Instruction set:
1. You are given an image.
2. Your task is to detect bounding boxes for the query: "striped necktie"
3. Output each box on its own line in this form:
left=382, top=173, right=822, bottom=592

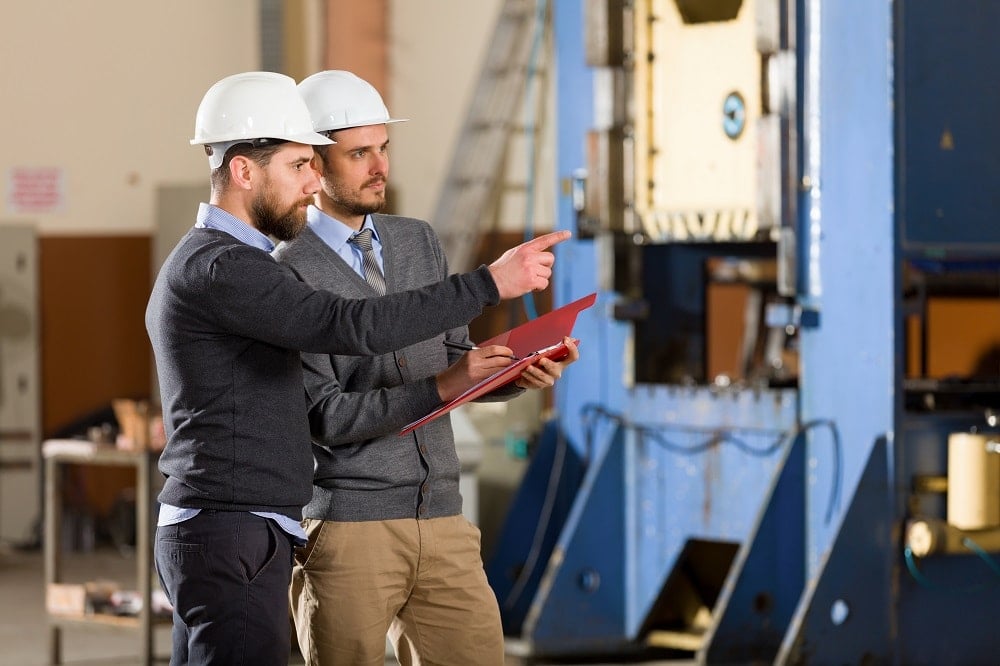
left=349, top=228, right=387, bottom=296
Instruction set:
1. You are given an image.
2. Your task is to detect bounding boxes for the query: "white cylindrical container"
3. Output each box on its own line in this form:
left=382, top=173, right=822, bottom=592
left=947, top=433, right=1000, bottom=530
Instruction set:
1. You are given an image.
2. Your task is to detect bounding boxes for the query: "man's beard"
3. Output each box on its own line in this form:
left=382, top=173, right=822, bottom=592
left=325, top=177, right=387, bottom=217
left=251, top=188, right=312, bottom=241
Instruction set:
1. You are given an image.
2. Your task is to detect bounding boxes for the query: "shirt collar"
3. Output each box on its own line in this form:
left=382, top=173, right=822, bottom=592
left=306, top=205, right=378, bottom=251
left=195, top=203, right=274, bottom=252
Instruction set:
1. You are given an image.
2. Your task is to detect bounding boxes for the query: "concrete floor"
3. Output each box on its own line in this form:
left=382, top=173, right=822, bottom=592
left=0, top=545, right=688, bottom=666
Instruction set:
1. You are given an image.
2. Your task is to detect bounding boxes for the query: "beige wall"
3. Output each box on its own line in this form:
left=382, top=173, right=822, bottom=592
left=1, top=0, right=548, bottom=236
left=388, top=0, right=556, bottom=234
left=388, top=0, right=505, bottom=221
left=1, top=1, right=259, bottom=235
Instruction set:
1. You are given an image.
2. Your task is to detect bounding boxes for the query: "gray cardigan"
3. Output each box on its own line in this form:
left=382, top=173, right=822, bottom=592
left=146, top=226, right=499, bottom=519
left=273, top=216, right=521, bottom=522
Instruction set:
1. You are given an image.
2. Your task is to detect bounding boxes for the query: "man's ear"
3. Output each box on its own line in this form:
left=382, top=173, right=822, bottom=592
left=310, top=151, right=325, bottom=174
left=228, top=155, right=255, bottom=190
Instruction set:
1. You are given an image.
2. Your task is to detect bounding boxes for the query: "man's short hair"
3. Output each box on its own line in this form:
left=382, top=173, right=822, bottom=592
left=210, top=139, right=289, bottom=189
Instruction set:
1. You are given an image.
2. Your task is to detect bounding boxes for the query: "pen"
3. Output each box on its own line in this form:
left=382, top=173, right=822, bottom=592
left=443, top=340, right=477, bottom=352
left=443, top=340, right=519, bottom=361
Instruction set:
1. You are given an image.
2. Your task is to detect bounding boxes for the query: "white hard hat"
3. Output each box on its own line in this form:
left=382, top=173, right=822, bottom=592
left=298, top=70, right=408, bottom=133
left=191, top=71, right=333, bottom=168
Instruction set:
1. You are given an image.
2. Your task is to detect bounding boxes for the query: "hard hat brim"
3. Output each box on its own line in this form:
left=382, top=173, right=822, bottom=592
left=314, top=117, right=409, bottom=133
left=198, top=134, right=335, bottom=169
left=191, top=130, right=333, bottom=147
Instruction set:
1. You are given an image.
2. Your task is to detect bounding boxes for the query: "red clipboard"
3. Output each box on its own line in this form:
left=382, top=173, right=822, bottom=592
left=399, top=292, right=597, bottom=435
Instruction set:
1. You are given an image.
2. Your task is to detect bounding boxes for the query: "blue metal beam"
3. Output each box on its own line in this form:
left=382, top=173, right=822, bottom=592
left=703, top=430, right=806, bottom=663
left=778, top=437, right=893, bottom=663
left=524, top=425, right=629, bottom=655
left=797, top=0, right=897, bottom=573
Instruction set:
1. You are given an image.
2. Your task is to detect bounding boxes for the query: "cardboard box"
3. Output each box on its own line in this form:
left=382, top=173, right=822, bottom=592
left=46, top=583, right=87, bottom=616
left=46, top=580, right=120, bottom=616
left=112, top=399, right=165, bottom=452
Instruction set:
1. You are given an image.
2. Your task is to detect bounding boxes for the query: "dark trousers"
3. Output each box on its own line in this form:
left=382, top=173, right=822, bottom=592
left=155, top=511, right=294, bottom=665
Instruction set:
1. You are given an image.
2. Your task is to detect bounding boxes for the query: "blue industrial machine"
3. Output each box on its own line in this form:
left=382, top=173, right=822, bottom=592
left=486, top=0, right=1000, bottom=662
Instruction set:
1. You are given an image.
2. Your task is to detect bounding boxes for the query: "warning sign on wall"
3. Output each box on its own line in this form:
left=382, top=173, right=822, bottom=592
left=6, top=167, right=66, bottom=214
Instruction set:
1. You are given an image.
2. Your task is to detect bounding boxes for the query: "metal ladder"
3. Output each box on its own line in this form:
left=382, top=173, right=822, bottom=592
left=431, top=0, right=544, bottom=272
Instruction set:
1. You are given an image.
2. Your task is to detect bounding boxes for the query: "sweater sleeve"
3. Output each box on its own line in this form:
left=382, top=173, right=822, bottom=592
left=301, top=351, right=442, bottom=446
left=205, top=246, right=500, bottom=355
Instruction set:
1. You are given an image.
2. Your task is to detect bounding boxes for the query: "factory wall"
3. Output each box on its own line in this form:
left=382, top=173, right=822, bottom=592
left=1, top=1, right=258, bottom=442
left=0, top=0, right=260, bottom=514
left=0, top=0, right=522, bottom=517
left=1, top=1, right=257, bottom=236
left=388, top=0, right=505, bottom=221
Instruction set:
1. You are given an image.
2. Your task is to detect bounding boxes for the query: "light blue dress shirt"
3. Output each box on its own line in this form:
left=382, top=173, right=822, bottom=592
left=306, top=204, right=383, bottom=275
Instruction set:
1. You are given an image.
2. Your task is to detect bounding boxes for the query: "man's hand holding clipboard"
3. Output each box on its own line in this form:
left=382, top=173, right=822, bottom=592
left=511, top=337, right=579, bottom=390
left=400, top=293, right=596, bottom=435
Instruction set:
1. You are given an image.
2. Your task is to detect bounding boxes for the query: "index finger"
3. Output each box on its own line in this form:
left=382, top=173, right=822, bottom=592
left=522, top=230, right=571, bottom=251
left=478, top=344, right=515, bottom=358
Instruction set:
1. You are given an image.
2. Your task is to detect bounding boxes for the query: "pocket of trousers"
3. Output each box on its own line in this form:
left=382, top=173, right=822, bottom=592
left=154, top=536, right=208, bottom=610
left=295, top=518, right=327, bottom=570
left=238, top=515, right=279, bottom=583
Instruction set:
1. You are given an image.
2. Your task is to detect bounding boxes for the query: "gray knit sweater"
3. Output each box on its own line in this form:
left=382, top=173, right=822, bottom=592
left=146, top=226, right=499, bottom=519
left=273, top=216, right=521, bottom=522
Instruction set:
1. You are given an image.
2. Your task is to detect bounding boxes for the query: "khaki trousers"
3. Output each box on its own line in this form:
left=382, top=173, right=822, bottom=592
left=290, top=515, right=505, bottom=666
